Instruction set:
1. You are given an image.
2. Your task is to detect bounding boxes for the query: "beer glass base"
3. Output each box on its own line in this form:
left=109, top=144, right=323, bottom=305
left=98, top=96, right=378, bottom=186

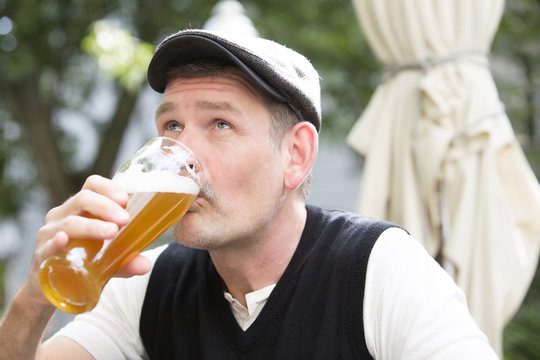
left=39, top=257, right=101, bottom=314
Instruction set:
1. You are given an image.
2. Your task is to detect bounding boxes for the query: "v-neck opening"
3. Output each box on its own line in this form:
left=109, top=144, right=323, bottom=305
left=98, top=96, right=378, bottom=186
left=207, top=206, right=322, bottom=351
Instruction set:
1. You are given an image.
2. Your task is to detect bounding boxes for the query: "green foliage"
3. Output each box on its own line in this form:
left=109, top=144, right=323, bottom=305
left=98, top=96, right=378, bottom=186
left=503, top=263, right=540, bottom=360
left=495, top=0, right=540, bottom=57
left=1, top=1, right=118, bottom=81
left=492, top=0, right=540, bottom=145
left=0, top=112, right=29, bottom=216
left=0, top=0, right=130, bottom=195
left=0, top=140, right=21, bottom=216
left=81, top=20, right=154, bottom=94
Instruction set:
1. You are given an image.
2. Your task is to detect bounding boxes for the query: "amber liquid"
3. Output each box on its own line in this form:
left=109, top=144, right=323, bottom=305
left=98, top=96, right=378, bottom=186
left=39, top=191, right=196, bottom=314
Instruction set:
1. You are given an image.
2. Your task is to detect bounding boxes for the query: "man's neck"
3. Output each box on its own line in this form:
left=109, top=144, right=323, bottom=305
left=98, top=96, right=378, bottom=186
left=209, top=201, right=307, bottom=307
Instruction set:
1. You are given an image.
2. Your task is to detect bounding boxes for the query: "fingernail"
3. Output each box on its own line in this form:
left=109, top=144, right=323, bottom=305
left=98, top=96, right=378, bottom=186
left=116, top=192, right=129, bottom=202
left=100, top=223, right=118, bottom=236
left=115, top=210, right=130, bottom=222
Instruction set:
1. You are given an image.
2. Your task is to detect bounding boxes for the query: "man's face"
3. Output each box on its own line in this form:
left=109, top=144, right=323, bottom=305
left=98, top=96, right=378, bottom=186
left=155, top=70, right=289, bottom=251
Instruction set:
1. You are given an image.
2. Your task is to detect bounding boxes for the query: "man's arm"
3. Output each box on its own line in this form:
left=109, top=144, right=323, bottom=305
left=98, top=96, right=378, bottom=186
left=0, top=175, right=139, bottom=359
left=364, top=227, right=498, bottom=359
left=40, top=336, right=95, bottom=360
left=0, top=286, right=55, bottom=359
left=0, top=288, right=93, bottom=360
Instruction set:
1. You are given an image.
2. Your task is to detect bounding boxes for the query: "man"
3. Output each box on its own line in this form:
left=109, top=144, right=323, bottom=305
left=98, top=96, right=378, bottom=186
left=0, top=29, right=497, bottom=359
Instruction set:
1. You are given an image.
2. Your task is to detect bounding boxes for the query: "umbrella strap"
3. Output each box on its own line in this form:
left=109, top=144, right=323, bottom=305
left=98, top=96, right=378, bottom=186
left=448, top=104, right=507, bottom=145
left=382, top=50, right=489, bottom=80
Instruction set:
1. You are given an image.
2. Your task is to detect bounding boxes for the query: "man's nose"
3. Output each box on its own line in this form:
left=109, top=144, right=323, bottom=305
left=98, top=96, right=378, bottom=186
left=172, top=130, right=204, bottom=178
left=186, top=156, right=202, bottom=176
left=166, top=126, right=195, bottom=152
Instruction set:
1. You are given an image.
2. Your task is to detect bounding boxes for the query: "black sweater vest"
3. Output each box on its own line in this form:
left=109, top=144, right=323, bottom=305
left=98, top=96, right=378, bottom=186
left=140, top=205, right=395, bottom=359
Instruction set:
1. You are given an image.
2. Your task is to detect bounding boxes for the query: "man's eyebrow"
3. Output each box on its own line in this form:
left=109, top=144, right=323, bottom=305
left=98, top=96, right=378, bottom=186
left=155, top=101, right=176, bottom=120
left=155, top=100, right=243, bottom=121
left=195, top=100, right=242, bottom=115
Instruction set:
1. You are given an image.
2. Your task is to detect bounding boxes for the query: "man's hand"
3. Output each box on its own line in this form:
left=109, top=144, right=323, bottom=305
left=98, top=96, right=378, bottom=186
left=28, top=175, right=132, bottom=305
left=0, top=174, right=151, bottom=360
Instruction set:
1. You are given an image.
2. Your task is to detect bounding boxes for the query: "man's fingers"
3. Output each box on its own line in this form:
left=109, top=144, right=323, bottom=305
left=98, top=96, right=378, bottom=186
left=44, top=175, right=128, bottom=225
left=115, top=255, right=152, bottom=278
left=39, top=216, right=120, bottom=245
left=45, top=190, right=130, bottom=227
left=34, top=232, right=69, bottom=267
left=82, top=175, right=129, bottom=205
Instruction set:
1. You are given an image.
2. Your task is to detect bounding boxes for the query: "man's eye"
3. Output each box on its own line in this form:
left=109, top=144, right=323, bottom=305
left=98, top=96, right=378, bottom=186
left=216, top=121, right=231, bottom=130
left=166, top=122, right=183, bottom=132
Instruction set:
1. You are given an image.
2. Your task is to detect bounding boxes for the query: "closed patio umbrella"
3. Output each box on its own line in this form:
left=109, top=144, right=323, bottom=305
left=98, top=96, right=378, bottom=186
left=347, top=0, right=540, bottom=354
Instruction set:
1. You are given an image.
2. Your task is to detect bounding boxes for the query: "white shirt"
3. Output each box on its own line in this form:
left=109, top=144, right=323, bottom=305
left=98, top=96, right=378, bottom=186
left=53, top=227, right=497, bottom=359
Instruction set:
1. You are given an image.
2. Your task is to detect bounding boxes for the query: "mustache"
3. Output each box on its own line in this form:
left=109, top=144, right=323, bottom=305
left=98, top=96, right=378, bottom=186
left=198, top=182, right=217, bottom=202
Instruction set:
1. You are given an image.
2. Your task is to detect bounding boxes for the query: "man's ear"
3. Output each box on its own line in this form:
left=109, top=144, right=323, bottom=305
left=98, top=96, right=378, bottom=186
left=283, top=121, right=318, bottom=191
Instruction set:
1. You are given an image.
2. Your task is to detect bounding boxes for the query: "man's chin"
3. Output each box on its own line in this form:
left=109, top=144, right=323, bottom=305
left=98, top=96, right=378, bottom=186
left=173, top=215, right=201, bottom=242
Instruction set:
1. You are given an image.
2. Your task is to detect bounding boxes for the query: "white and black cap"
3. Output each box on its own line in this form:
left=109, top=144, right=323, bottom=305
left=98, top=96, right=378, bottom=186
left=147, top=29, right=322, bottom=131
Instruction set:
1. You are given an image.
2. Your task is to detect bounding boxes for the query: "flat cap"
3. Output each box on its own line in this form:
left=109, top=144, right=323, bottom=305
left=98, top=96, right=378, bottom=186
left=147, top=29, right=321, bottom=131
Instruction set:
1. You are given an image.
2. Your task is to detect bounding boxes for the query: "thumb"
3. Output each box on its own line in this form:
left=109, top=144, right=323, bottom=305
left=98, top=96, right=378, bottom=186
left=115, top=254, right=152, bottom=278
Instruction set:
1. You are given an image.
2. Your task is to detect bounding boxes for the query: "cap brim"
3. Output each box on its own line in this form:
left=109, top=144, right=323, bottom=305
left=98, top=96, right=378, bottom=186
left=147, top=34, right=287, bottom=104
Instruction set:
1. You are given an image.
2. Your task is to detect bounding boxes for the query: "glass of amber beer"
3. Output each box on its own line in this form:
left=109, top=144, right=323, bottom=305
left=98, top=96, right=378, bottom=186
left=39, top=136, right=200, bottom=314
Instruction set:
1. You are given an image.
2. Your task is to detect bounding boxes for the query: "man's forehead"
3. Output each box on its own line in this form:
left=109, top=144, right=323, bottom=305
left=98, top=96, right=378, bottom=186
left=155, top=97, right=245, bottom=122
left=164, top=67, right=265, bottom=100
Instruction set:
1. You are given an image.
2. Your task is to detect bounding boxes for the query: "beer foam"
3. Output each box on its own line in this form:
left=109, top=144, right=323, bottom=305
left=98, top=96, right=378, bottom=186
left=113, top=169, right=199, bottom=195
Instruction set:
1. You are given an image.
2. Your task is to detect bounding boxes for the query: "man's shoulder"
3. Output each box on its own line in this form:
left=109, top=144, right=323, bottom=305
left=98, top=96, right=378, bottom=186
left=306, top=205, right=402, bottom=236
left=302, top=205, right=404, bottom=266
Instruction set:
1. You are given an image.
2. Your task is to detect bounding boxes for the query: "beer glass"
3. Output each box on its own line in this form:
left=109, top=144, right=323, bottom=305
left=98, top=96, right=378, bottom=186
left=39, top=137, right=200, bottom=314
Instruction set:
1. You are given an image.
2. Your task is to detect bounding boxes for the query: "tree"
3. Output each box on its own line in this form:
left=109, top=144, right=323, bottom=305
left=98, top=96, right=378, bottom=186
left=492, top=0, right=540, bottom=146
left=0, top=0, right=212, bottom=210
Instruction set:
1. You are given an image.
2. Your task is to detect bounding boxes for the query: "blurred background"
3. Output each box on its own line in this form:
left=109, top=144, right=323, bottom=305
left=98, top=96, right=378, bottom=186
left=0, top=0, right=538, bottom=358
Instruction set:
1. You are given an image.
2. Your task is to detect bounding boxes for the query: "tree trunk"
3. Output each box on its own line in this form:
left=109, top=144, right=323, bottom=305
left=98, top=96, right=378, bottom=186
left=7, top=78, right=74, bottom=207
left=8, top=79, right=141, bottom=207
left=92, top=88, right=140, bottom=177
